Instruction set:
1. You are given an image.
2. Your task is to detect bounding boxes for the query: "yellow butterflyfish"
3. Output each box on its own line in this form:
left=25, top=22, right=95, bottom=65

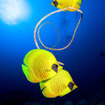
left=22, top=49, right=63, bottom=83
left=40, top=69, right=78, bottom=98
left=51, top=0, right=82, bottom=12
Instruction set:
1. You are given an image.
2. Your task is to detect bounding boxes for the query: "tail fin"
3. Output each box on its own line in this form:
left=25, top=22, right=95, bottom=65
left=22, top=64, right=39, bottom=83
left=39, top=81, right=46, bottom=90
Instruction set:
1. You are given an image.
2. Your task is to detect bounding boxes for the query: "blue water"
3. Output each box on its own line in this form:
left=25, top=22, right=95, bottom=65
left=0, top=0, right=105, bottom=104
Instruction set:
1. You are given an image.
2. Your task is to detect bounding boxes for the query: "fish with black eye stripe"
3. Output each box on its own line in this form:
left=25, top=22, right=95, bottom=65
left=22, top=49, right=77, bottom=98
left=22, top=49, right=63, bottom=83
left=51, top=0, right=82, bottom=12
left=40, top=69, right=77, bottom=98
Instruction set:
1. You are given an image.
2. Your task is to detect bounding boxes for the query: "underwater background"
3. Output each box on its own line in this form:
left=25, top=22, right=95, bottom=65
left=0, top=0, right=105, bottom=105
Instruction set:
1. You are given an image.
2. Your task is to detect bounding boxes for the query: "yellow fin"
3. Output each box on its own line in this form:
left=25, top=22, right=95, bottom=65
left=23, top=50, right=37, bottom=67
left=40, top=81, right=57, bottom=98
left=22, top=64, right=39, bottom=83
left=59, top=88, right=70, bottom=97
left=42, top=87, right=57, bottom=98
left=40, top=81, right=46, bottom=90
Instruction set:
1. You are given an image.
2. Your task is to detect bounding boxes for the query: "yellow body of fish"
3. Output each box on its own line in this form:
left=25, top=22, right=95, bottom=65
left=40, top=69, right=78, bottom=98
left=22, top=49, right=63, bottom=83
left=51, top=0, right=82, bottom=12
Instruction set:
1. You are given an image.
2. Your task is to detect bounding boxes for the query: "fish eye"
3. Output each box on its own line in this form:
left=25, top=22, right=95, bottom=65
left=52, top=64, right=58, bottom=73
left=53, top=1, right=58, bottom=7
left=68, top=82, right=74, bottom=90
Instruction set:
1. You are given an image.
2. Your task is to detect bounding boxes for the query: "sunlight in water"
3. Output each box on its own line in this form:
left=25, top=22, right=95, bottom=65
left=0, top=0, right=31, bottom=25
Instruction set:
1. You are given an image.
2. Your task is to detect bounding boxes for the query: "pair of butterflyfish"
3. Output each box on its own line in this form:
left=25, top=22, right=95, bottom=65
left=22, top=49, right=77, bottom=98
left=22, top=0, right=83, bottom=98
